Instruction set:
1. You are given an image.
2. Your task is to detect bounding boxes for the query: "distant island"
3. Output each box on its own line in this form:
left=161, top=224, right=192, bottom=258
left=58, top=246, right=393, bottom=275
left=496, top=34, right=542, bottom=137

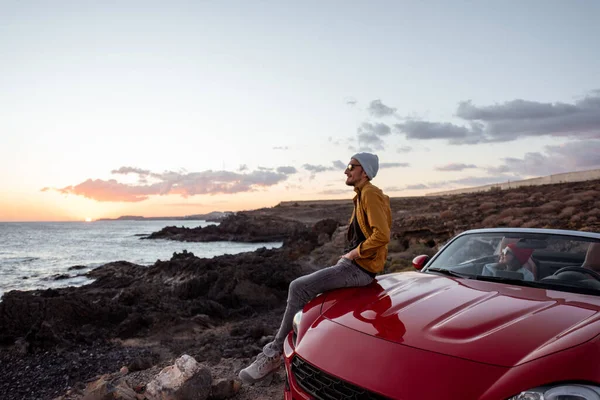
left=95, top=211, right=232, bottom=222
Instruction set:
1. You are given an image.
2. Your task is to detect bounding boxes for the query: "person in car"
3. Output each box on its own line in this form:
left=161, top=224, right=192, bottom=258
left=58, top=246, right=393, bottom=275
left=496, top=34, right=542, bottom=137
left=583, top=242, right=600, bottom=271
left=496, top=237, right=537, bottom=277
left=482, top=243, right=535, bottom=281
left=238, top=152, right=392, bottom=384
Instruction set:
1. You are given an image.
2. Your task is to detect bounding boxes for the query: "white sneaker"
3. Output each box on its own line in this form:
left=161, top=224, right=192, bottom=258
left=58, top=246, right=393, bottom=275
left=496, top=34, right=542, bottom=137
left=238, top=352, right=282, bottom=384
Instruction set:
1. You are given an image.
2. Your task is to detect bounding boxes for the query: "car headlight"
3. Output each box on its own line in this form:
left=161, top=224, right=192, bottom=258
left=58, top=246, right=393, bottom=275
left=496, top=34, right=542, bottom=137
left=292, top=310, right=302, bottom=346
left=508, top=384, right=600, bottom=400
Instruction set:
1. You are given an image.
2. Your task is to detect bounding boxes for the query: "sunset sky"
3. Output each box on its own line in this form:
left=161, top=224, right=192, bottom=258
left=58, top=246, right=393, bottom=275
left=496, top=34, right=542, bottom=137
left=2, top=1, right=600, bottom=222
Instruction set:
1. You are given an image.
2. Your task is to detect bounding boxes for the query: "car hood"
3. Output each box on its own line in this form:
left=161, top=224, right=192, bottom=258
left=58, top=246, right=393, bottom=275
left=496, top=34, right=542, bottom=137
left=321, top=272, right=600, bottom=367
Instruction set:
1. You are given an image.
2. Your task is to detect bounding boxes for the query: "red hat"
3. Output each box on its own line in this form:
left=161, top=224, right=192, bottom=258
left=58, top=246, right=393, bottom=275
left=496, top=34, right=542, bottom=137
left=504, top=243, right=534, bottom=265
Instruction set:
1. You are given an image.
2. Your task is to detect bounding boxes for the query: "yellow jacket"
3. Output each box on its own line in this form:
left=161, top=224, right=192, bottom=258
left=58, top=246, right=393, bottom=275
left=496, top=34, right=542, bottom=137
left=349, top=180, right=392, bottom=273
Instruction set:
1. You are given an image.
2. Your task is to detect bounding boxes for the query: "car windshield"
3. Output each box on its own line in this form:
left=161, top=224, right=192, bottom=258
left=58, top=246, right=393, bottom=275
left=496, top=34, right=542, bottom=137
left=425, top=232, right=600, bottom=295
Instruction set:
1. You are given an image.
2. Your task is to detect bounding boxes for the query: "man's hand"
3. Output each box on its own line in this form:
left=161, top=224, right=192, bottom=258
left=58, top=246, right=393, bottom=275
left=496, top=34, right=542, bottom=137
left=342, top=248, right=359, bottom=260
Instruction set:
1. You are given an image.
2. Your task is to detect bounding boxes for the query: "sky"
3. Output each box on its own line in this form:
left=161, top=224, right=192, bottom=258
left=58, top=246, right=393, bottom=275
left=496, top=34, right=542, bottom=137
left=1, top=0, right=599, bottom=222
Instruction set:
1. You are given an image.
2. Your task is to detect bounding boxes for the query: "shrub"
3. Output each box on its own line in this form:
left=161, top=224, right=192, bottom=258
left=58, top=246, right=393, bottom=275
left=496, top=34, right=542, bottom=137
left=564, top=199, right=583, bottom=207
left=440, top=210, right=455, bottom=219
left=559, top=206, right=576, bottom=218
left=387, top=238, right=406, bottom=253
left=588, top=208, right=600, bottom=217
left=504, top=192, right=527, bottom=200
left=573, top=190, right=600, bottom=202
left=478, top=202, right=496, bottom=211
left=498, top=208, right=516, bottom=218
left=527, top=192, right=545, bottom=202
left=506, top=199, right=524, bottom=207
left=509, top=218, right=524, bottom=227
left=522, top=220, right=541, bottom=228
left=537, top=201, right=563, bottom=213
left=482, top=214, right=499, bottom=226
left=516, top=207, right=533, bottom=216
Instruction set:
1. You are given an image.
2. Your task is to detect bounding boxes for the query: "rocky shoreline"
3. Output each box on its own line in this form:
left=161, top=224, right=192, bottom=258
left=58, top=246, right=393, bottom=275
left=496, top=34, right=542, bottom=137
left=0, top=215, right=339, bottom=400
left=1, top=179, right=599, bottom=399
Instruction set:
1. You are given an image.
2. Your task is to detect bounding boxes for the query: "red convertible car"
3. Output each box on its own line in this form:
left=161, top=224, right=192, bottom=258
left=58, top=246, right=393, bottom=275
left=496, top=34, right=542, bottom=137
left=283, top=228, right=600, bottom=400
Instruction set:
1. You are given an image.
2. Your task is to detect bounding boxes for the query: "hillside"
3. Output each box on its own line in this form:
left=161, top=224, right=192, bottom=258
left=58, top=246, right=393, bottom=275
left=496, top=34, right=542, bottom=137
left=96, top=211, right=231, bottom=222
left=248, top=178, right=600, bottom=271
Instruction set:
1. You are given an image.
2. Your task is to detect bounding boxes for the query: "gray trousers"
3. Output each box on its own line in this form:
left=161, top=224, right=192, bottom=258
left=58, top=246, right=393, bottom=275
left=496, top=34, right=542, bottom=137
left=264, top=257, right=375, bottom=356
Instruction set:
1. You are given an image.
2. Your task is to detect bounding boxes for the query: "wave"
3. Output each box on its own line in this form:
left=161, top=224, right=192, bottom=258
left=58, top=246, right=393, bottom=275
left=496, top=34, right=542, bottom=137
left=1, top=256, right=40, bottom=264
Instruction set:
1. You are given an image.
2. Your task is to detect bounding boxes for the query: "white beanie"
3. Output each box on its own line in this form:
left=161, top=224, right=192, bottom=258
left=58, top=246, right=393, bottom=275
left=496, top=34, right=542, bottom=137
left=351, top=152, right=379, bottom=180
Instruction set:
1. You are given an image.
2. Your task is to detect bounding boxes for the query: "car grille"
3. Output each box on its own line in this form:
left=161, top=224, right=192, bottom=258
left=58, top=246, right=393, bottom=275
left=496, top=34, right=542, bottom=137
left=291, top=356, right=389, bottom=400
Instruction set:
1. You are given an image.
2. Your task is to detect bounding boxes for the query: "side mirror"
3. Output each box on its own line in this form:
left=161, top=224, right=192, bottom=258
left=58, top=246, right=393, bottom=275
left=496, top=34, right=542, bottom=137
left=412, top=255, right=429, bottom=271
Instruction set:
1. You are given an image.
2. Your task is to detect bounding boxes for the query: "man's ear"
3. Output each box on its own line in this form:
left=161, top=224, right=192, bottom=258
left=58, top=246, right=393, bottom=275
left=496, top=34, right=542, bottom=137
left=361, top=170, right=368, bottom=180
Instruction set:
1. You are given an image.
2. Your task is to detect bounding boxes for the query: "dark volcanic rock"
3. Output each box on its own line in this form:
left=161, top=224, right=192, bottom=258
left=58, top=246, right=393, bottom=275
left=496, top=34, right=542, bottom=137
left=145, top=212, right=308, bottom=242
left=0, top=231, right=321, bottom=351
left=0, top=233, right=322, bottom=399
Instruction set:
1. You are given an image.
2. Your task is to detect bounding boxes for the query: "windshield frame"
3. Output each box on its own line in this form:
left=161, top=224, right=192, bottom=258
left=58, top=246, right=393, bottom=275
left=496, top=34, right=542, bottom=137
left=423, top=228, right=600, bottom=296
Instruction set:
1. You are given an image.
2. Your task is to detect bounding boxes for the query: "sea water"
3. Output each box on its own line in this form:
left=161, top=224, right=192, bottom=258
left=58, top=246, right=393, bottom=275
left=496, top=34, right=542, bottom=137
left=0, top=220, right=282, bottom=299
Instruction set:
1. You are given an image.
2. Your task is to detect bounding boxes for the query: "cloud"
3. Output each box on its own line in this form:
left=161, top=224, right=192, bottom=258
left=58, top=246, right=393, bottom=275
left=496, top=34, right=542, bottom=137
left=394, top=120, right=482, bottom=144
left=400, top=140, right=600, bottom=192
left=276, top=166, right=297, bottom=174
left=303, top=164, right=335, bottom=173
left=345, top=97, right=357, bottom=106
left=111, top=166, right=152, bottom=176
left=456, top=99, right=577, bottom=121
left=384, top=186, right=404, bottom=192
left=44, top=167, right=295, bottom=202
left=303, top=160, right=346, bottom=174
left=417, top=175, right=523, bottom=191
left=55, top=179, right=155, bottom=202
left=111, top=166, right=167, bottom=181
left=404, top=184, right=429, bottom=190
left=397, top=145, right=412, bottom=153
left=355, top=122, right=392, bottom=151
left=396, top=175, right=522, bottom=192
left=394, top=90, right=600, bottom=144
left=380, top=162, right=410, bottom=168
left=332, top=160, right=346, bottom=169
left=273, top=146, right=289, bottom=150
left=393, top=139, right=600, bottom=192
left=367, top=100, right=397, bottom=117
left=449, top=175, right=523, bottom=187
left=357, top=133, right=385, bottom=151
left=359, top=122, right=392, bottom=136
left=487, top=140, right=600, bottom=176
left=435, top=163, right=478, bottom=171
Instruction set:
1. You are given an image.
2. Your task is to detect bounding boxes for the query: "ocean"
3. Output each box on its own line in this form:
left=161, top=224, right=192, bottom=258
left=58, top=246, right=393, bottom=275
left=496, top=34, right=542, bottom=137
left=0, top=220, right=282, bottom=300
